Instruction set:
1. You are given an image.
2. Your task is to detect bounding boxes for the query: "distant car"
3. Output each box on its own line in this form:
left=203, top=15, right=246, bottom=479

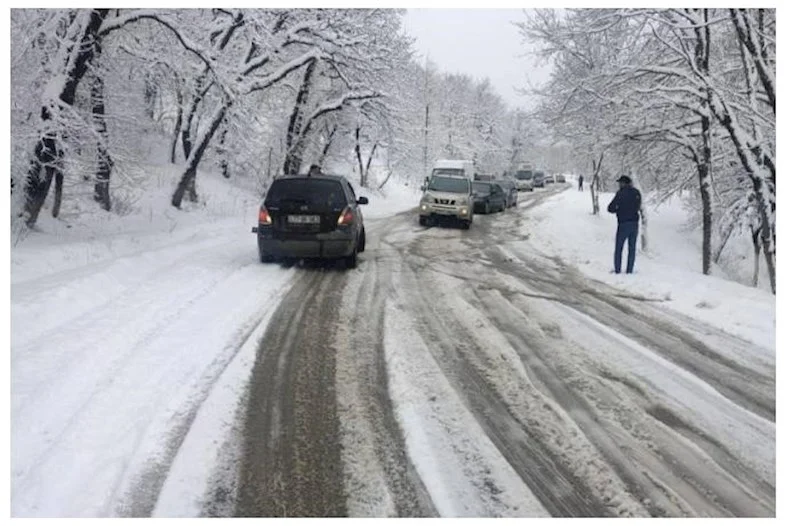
left=514, top=170, right=534, bottom=191
left=544, top=173, right=555, bottom=184
left=556, top=174, right=566, bottom=183
left=252, top=174, right=368, bottom=268
left=472, top=181, right=506, bottom=214
left=496, top=179, right=518, bottom=208
left=533, top=171, right=546, bottom=188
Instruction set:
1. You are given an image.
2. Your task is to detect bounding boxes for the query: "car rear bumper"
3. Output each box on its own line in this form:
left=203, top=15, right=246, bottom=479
left=255, top=227, right=357, bottom=259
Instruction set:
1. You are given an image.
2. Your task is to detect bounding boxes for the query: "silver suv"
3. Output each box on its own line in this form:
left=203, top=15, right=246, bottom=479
left=418, top=175, right=474, bottom=229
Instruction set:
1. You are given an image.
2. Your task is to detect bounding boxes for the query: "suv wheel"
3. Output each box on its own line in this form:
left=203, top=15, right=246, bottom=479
left=419, top=216, right=428, bottom=227
left=358, top=229, right=366, bottom=252
left=461, top=219, right=471, bottom=230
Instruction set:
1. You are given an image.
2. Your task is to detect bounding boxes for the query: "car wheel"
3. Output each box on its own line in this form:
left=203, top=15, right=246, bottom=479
left=462, top=219, right=471, bottom=230
left=358, top=229, right=366, bottom=252
left=344, top=247, right=358, bottom=269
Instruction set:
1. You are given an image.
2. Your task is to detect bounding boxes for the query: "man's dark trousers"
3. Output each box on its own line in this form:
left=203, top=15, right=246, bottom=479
left=615, top=221, right=638, bottom=274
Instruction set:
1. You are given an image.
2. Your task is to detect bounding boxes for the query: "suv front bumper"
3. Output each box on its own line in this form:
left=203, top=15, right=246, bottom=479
left=419, top=202, right=471, bottom=218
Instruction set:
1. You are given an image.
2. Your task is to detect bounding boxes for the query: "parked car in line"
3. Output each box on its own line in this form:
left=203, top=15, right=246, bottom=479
left=513, top=169, right=534, bottom=191
left=472, top=181, right=507, bottom=214
left=533, top=171, right=546, bottom=188
left=419, top=173, right=474, bottom=229
left=496, top=179, right=518, bottom=208
left=544, top=173, right=555, bottom=184
left=556, top=174, right=566, bottom=183
left=252, top=174, right=368, bottom=268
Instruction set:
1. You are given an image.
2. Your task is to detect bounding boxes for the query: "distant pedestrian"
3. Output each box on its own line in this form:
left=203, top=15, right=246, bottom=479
left=308, top=164, right=322, bottom=176
left=607, top=175, right=642, bottom=274
left=578, top=174, right=584, bottom=191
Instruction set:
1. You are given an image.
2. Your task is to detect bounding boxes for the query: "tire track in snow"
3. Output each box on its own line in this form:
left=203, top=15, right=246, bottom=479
left=394, top=244, right=637, bottom=517
left=236, top=270, right=347, bottom=517
left=334, top=224, right=438, bottom=517
left=114, top=271, right=299, bottom=517
left=11, top=234, right=295, bottom=517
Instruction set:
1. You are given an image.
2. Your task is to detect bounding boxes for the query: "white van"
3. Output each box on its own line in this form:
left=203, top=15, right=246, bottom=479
left=431, top=159, right=475, bottom=181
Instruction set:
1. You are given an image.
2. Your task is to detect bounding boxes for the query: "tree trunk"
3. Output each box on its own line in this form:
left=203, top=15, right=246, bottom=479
left=713, top=219, right=736, bottom=264
left=52, top=172, right=64, bottom=218
left=709, top=96, right=775, bottom=294
left=694, top=8, right=713, bottom=276
left=23, top=9, right=109, bottom=227
left=24, top=135, right=59, bottom=226
left=91, top=62, right=112, bottom=212
left=181, top=76, right=211, bottom=161
left=355, top=125, right=365, bottom=184
left=362, top=142, right=378, bottom=188
left=218, top=121, right=230, bottom=178
left=317, top=123, right=337, bottom=167
left=169, top=95, right=183, bottom=164
left=751, top=225, right=761, bottom=287
left=423, top=103, right=430, bottom=175
left=589, top=153, right=604, bottom=215
left=638, top=186, right=649, bottom=252
left=172, top=103, right=229, bottom=208
left=283, top=59, right=317, bottom=175
left=378, top=169, right=393, bottom=190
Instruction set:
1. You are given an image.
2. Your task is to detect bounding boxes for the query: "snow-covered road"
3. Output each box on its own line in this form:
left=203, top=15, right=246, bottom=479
left=11, top=185, right=775, bottom=517
left=233, top=186, right=774, bottom=517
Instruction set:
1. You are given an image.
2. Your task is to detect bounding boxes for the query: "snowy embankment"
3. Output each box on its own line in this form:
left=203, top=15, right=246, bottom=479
left=520, top=181, right=774, bottom=350
left=10, top=162, right=418, bottom=517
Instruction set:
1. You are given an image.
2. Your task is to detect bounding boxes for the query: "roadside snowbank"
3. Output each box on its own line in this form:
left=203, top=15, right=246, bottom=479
left=521, top=186, right=774, bottom=350
left=10, top=164, right=295, bottom=517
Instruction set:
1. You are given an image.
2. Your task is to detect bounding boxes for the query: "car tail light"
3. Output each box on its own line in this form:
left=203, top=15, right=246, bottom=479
left=337, top=206, right=355, bottom=226
left=258, top=206, right=272, bottom=225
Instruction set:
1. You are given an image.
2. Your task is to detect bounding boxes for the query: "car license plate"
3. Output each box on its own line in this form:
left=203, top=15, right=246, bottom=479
left=287, top=214, right=320, bottom=224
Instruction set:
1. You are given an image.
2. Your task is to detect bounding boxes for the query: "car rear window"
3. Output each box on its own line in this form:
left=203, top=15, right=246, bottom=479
left=265, top=178, right=346, bottom=208
left=473, top=182, right=491, bottom=194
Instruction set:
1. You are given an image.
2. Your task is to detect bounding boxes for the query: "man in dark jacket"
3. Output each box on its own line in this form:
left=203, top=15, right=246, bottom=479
left=607, top=175, right=642, bottom=274
left=578, top=174, right=584, bottom=191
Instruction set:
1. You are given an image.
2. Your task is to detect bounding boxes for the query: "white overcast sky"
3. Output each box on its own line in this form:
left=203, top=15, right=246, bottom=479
left=402, top=8, right=551, bottom=110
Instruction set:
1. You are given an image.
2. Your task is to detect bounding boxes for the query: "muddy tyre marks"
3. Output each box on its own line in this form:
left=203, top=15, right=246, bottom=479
left=236, top=271, right=347, bottom=517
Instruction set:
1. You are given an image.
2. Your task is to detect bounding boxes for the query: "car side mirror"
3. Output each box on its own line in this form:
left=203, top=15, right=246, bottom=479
left=357, top=196, right=369, bottom=205
left=420, top=185, right=426, bottom=192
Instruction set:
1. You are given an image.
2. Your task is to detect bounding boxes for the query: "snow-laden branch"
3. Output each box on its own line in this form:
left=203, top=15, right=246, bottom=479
left=243, top=50, right=322, bottom=94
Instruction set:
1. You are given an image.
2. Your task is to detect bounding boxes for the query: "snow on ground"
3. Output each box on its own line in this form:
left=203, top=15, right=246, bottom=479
left=520, top=185, right=775, bottom=350
left=10, top=157, right=422, bottom=517
left=383, top=299, right=550, bottom=517
left=10, top=164, right=296, bottom=517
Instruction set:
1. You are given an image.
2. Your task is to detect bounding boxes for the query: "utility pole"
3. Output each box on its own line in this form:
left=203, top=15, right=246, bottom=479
left=423, top=54, right=430, bottom=177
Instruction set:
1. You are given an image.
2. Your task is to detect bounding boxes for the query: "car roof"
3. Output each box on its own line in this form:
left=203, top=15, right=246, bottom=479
left=276, top=174, right=348, bottom=184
